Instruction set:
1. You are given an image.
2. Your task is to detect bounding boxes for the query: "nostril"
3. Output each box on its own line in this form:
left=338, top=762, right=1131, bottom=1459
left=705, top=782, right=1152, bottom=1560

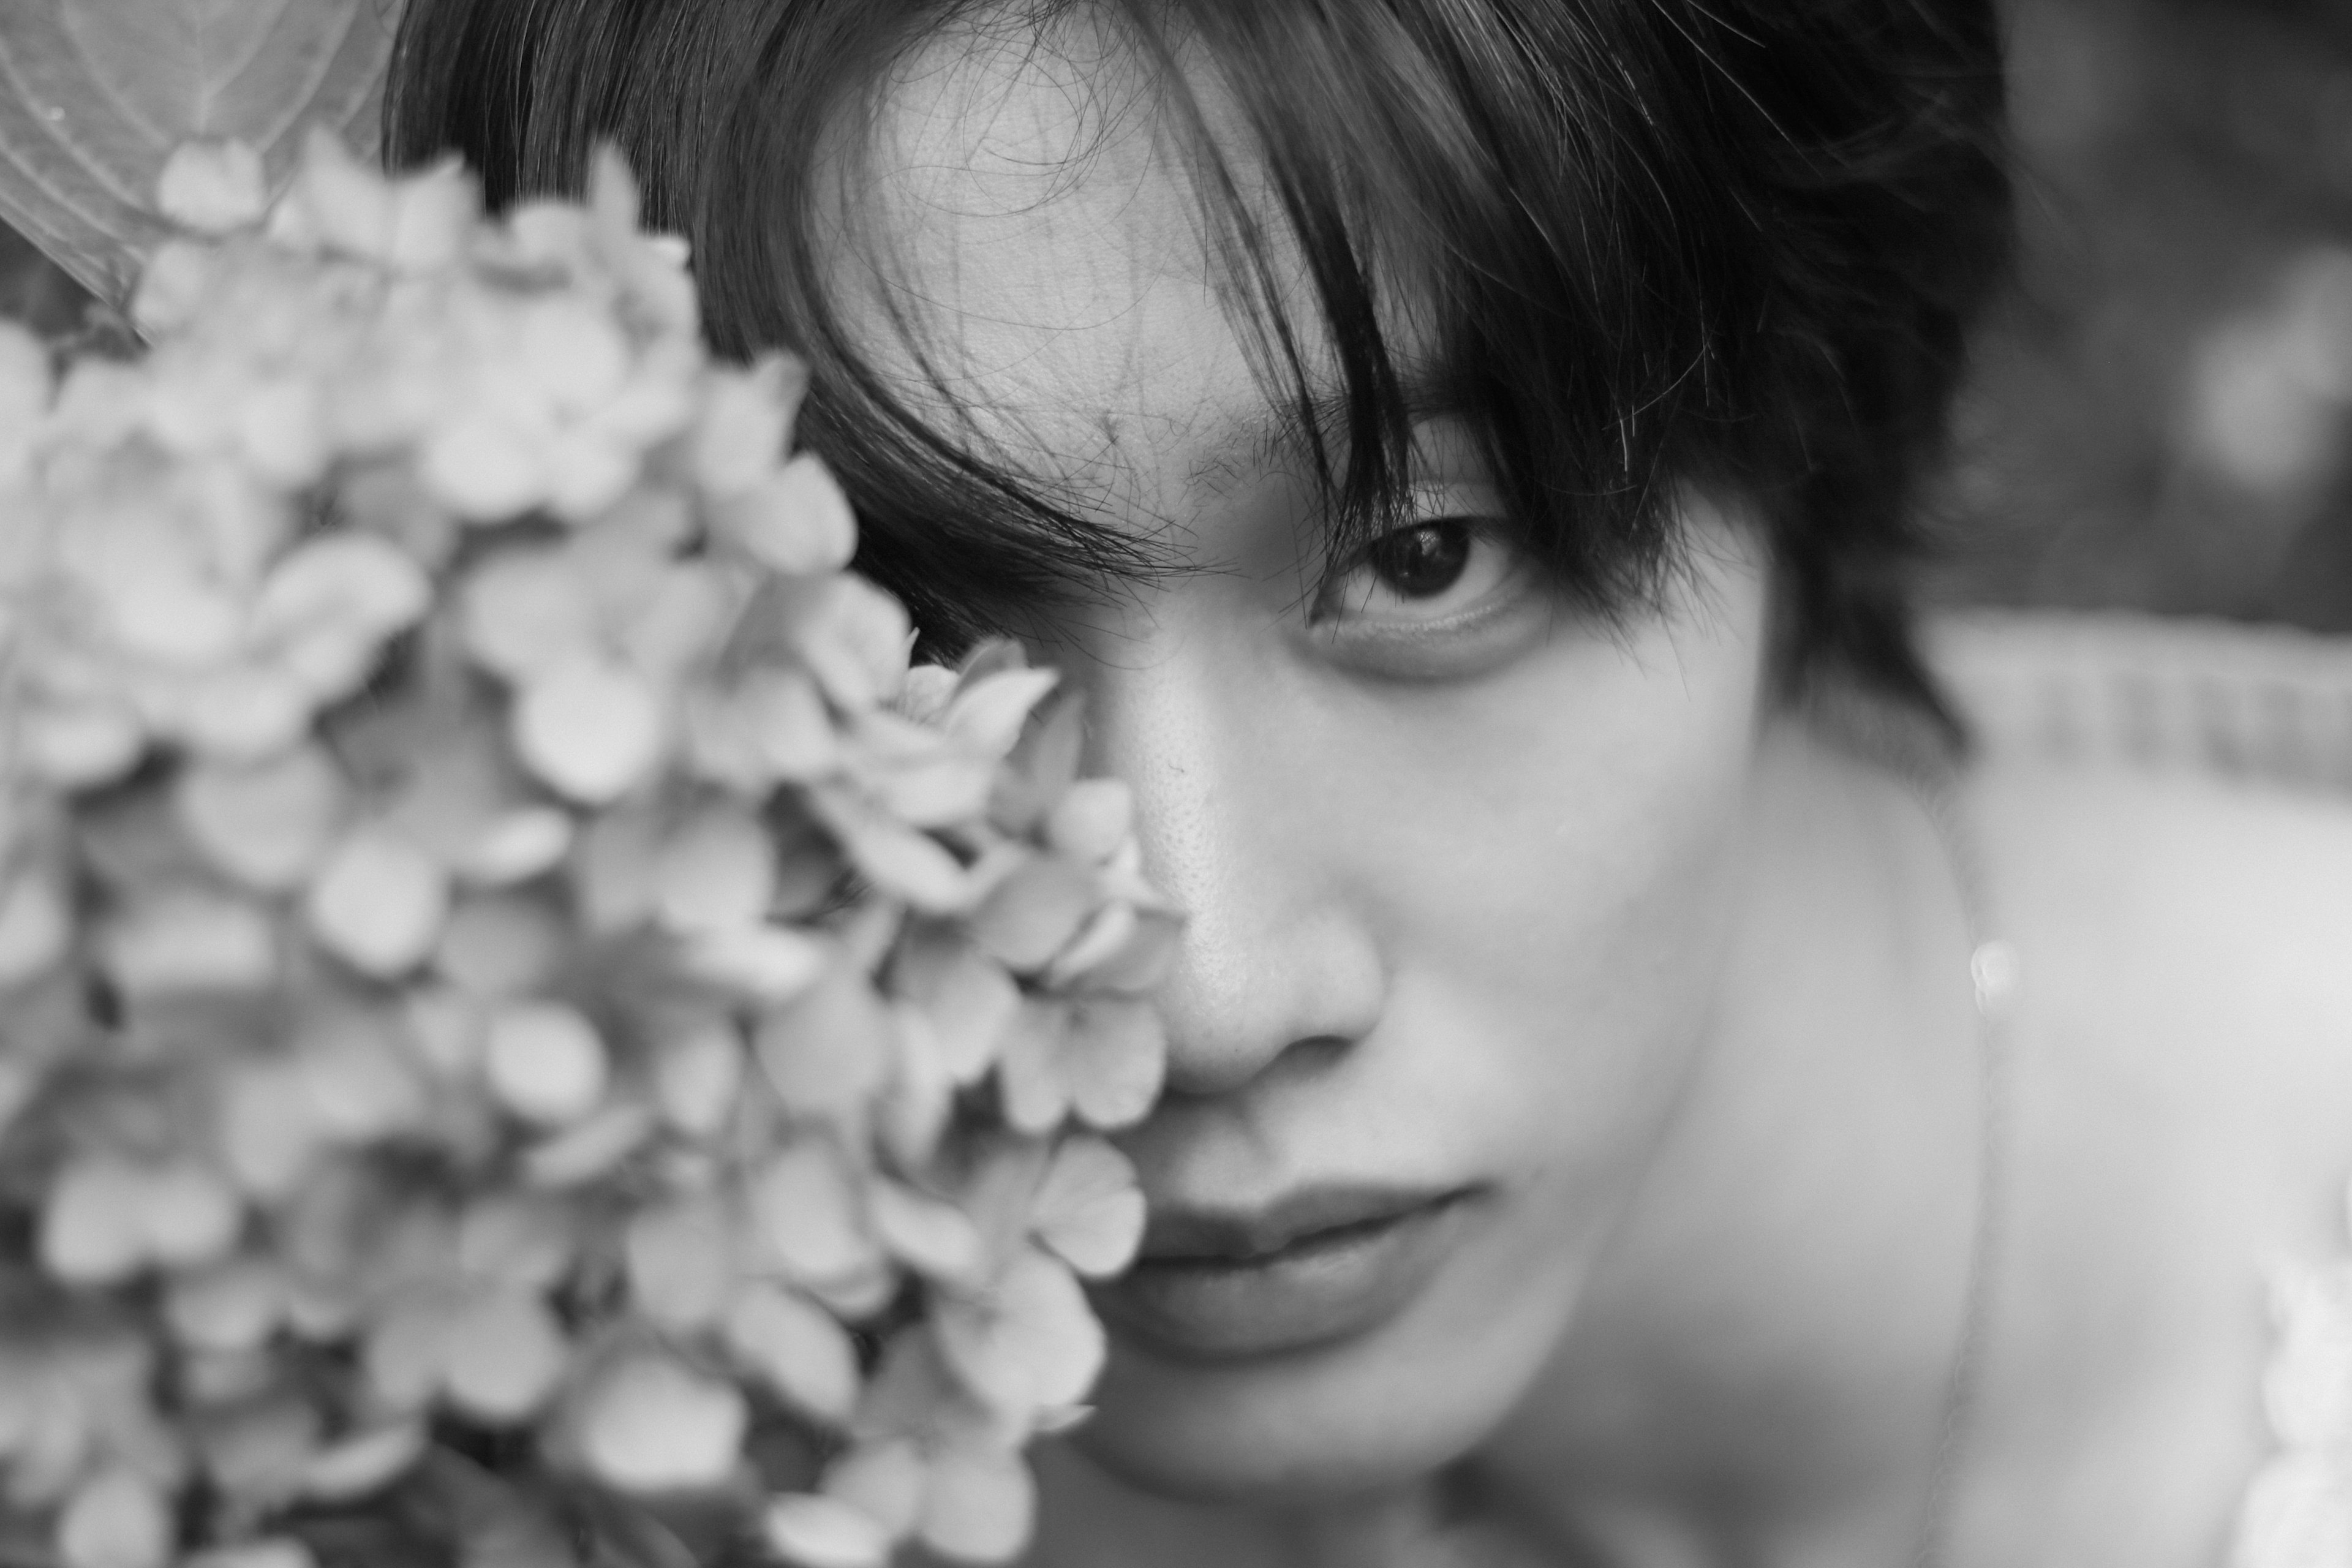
left=1158, top=1030, right=1359, bottom=1101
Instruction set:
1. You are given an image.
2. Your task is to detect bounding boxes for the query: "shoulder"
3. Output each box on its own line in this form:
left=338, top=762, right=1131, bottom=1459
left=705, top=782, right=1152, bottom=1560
left=1974, top=759, right=2352, bottom=1185
left=1977, top=760, right=2352, bottom=1012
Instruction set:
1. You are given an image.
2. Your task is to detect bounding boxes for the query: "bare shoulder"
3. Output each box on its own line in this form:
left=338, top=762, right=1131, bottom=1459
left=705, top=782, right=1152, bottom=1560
left=1972, top=759, right=2352, bottom=1161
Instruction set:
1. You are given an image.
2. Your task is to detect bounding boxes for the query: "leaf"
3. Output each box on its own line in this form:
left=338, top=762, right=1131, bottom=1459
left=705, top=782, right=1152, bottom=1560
left=918, top=1444, right=1035, bottom=1564
left=654, top=804, right=773, bottom=933
left=1061, top=997, right=1167, bottom=1130
left=1043, top=779, right=1133, bottom=865
left=1038, top=899, right=1135, bottom=990
left=304, top=826, right=450, bottom=978
left=176, top=743, right=346, bottom=891
left=102, top=884, right=277, bottom=995
left=296, top=1008, right=428, bottom=1142
left=442, top=1286, right=567, bottom=1423
left=197, top=1391, right=319, bottom=1503
left=514, top=655, right=666, bottom=804
left=722, top=1281, right=860, bottom=1425
left=140, top=1158, right=243, bottom=1267
left=943, top=668, right=1060, bottom=760
left=813, top=792, right=967, bottom=913
left=715, top=454, right=857, bottom=576
left=625, top=1194, right=735, bottom=1331
left=933, top=1249, right=1104, bottom=1418
left=433, top=892, right=565, bottom=997
left=299, top=1421, right=424, bottom=1504
left=55, top=1467, right=170, bottom=1568
left=164, top=1256, right=286, bottom=1351
left=677, top=922, right=829, bottom=1006
left=155, top=139, right=264, bottom=232
left=0, top=0, right=398, bottom=305
left=651, top=1014, right=744, bottom=1137
left=967, top=856, right=1096, bottom=973
left=483, top=1001, right=609, bottom=1126
left=576, top=1354, right=747, bottom=1493
left=749, top=1141, right=881, bottom=1289
left=454, top=1191, right=576, bottom=1291
left=520, top=1100, right=653, bottom=1188
left=40, top=1155, right=148, bottom=1284
left=252, top=534, right=433, bottom=698
left=0, top=870, right=70, bottom=989
left=457, top=806, right=574, bottom=886
left=869, top=1180, right=985, bottom=1285
left=755, top=966, right=894, bottom=1118
left=821, top=1440, right=924, bottom=1537
left=189, top=1538, right=320, bottom=1568
left=796, top=576, right=911, bottom=712
left=459, top=549, right=599, bottom=684
left=217, top=1061, right=325, bottom=1197
left=761, top=1494, right=894, bottom=1568
left=690, top=354, right=802, bottom=497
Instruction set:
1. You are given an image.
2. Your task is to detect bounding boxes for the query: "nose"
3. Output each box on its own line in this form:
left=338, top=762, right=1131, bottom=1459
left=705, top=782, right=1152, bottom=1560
left=1074, top=610, right=1387, bottom=1100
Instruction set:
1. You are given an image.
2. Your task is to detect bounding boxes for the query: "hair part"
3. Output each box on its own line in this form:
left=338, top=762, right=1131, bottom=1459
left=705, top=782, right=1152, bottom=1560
left=385, top=0, right=2012, bottom=728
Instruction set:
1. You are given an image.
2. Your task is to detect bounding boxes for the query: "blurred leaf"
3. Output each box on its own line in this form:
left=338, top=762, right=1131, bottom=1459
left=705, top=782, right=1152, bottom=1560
left=967, top=857, right=1094, bottom=974
left=176, top=744, right=347, bottom=891
left=760, top=1493, right=891, bottom=1568
left=653, top=805, right=772, bottom=934
left=933, top=1249, right=1102, bottom=1418
left=514, top=657, right=666, bottom=804
left=441, top=1286, right=567, bottom=1423
left=754, top=966, right=892, bottom=1117
left=304, top=826, right=450, bottom=978
left=0, top=0, right=401, bottom=305
left=869, top=1180, right=984, bottom=1286
left=722, top=1283, right=859, bottom=1426
left=55, top=1466, right=170, bottom=1568
left=1042, top=779, right=1132, bottom=865
left=1027, top=1137, right=1143, bottom=1280
left=749, top=1141, right=881, bottom=1290
left=483, top=1001, right=609, bottom=1126
left=298, top=1421, right=424, bottom=1504
left=576, top=1354, right=747, bottom=1494
left=918, top=1444, right=1033, bottom=1564
left=625, top=1194, right=735, bottom=1332
left=819, top=1440, right=922, bottom=1537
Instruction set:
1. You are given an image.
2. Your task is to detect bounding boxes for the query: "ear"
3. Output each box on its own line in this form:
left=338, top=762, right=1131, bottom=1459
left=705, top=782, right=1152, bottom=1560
left=0, top=0, right=401, bottom=309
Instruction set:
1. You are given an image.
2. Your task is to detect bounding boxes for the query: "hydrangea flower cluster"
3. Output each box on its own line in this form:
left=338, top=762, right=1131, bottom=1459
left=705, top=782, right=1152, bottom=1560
left=0, top=132, right=1175, bottom=1568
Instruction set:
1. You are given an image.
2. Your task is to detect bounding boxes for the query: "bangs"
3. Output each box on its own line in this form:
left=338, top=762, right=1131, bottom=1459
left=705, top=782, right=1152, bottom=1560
left=386, top=0, right=2009, bottom=712
left=698, top=0, right=1732, bottom=655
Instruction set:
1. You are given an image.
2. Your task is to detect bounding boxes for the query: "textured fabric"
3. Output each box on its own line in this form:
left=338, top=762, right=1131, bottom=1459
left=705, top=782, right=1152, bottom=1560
left=1925, top=609, right=2352, bottom=793
left=1932, top=611, right=2352, bottom=1568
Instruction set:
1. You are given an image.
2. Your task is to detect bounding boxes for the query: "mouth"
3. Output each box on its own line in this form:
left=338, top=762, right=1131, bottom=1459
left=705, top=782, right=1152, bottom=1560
left=1091, top=1183, right=1483, bottom=1363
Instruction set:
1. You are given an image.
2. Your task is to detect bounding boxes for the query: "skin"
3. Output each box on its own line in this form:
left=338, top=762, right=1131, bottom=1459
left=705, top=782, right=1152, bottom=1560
left=823, top=17, right=2352, bottom=1567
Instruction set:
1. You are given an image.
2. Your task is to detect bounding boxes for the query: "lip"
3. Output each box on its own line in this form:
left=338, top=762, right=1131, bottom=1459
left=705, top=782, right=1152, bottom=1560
left=1092, top=1183, right=1480, bottom=1363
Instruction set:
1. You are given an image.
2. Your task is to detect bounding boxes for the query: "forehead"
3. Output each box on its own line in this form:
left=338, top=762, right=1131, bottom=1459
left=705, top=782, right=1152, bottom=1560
left=825, top=16, right=1312, bottom=514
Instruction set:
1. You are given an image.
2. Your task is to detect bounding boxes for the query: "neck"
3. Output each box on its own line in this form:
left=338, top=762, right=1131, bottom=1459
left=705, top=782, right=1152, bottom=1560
left=1472, top=721, right=1993, bottom=1567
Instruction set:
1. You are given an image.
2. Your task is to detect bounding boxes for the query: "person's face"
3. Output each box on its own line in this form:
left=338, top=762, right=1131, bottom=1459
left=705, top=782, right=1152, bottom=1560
left=837, top=21, right=1773, bottom=1502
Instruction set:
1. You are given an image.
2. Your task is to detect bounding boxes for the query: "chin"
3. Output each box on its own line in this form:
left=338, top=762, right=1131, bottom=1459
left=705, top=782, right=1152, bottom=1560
left=1072, top=1283, right=1571, bottom=1505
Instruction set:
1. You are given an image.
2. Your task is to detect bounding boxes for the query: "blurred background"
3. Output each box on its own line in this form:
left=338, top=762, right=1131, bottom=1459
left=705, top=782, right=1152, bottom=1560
left=6, top=0, right=2351, bottom=631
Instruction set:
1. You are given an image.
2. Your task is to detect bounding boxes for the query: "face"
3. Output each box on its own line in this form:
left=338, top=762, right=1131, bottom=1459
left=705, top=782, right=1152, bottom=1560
left=834, top=19, right=1773, bottom=1502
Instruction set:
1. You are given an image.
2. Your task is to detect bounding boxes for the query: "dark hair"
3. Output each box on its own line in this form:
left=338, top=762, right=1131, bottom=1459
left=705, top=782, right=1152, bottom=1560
left=384, top=0, right=2011, bottom=726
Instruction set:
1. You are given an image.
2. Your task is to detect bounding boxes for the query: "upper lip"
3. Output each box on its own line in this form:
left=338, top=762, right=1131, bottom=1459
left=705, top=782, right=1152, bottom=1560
left=1137, top=1183, right=1473, bottom=1265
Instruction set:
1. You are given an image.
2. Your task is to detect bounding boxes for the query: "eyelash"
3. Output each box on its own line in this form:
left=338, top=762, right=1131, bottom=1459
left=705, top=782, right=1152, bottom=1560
left=1310, top=512, right=1523, bottom=627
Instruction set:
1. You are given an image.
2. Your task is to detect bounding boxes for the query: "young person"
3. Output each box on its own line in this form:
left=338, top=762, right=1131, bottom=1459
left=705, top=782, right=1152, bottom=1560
left=386, top=4, right=2352, bottom=1564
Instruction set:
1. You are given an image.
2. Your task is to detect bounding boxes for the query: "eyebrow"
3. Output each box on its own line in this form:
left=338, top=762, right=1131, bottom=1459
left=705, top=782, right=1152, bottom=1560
left=1182, top=374, right=1457, bottom=499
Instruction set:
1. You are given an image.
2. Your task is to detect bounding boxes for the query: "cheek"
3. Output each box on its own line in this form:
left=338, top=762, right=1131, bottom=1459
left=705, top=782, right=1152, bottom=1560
left=1079, top=568, right=1770, bottom=1499
left=1339, top=582, right=1769, bottom=1180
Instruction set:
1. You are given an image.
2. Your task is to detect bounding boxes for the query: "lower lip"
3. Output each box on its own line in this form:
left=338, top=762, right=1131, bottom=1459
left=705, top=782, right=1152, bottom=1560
left=1092, top=1194, right=1475, bottom=1363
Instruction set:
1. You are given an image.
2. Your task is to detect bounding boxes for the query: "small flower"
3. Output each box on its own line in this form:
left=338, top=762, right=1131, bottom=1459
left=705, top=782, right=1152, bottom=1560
left=156, top=141, right=269, bottom=236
